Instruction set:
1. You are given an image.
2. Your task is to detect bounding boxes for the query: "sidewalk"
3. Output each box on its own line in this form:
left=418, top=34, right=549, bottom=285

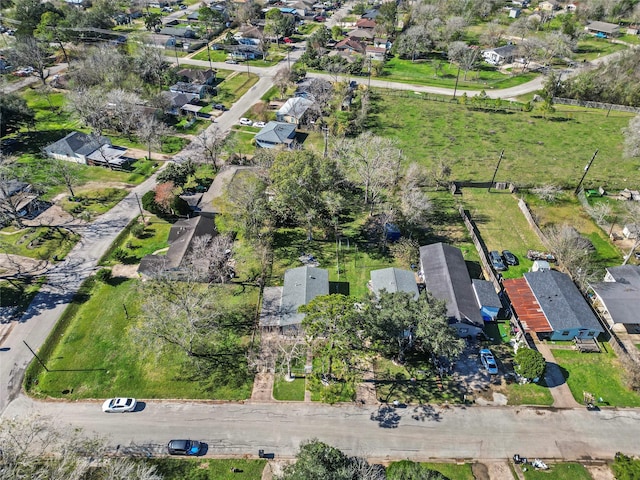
left=533, top=339, right=582, bottom=408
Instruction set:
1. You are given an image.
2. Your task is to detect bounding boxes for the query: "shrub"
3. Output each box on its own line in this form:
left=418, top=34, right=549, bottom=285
left=95, top=268, right=112, bottom=283
left=130, top=222, right=145, bottom=238
left=514, top=348, right=546, bottom=381
left=113, top=248, right=128, bottom=262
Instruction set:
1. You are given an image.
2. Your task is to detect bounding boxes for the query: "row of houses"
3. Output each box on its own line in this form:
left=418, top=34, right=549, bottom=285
left=257, top=241, right=638, bottom=344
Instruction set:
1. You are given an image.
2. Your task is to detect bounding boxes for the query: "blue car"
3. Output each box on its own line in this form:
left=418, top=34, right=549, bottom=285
left=168, top=439, right=202, bottom=456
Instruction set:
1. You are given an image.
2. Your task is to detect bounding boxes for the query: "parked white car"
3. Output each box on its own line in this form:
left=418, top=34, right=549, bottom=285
left=239, top=118, right=253, bottom=126
left=102, top=397, right=137, bottom=413
left=253, top=121, right=266, bottom=128
left=480, top=349, right=499, bottom=375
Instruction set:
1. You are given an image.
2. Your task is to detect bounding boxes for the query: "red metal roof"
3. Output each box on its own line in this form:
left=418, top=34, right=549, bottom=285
left=503, top=278, right=551, bottom=332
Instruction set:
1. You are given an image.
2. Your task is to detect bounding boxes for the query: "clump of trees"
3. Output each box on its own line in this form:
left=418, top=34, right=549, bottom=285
left=514, top=348, right=546, bottom=381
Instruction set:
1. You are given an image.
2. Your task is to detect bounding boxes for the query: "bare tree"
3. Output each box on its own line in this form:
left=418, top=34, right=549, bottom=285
left=47, top=159, right=81, bottom=199
left=0, top=158, right=32, bottom=228
left=480, top=20, right=506, bottom=47
left=274, top=66, right=293, bottom=99
left=531, top=184, right=562, bottom=202
left=187, top=233, right=236, bottom=284
left=586, top=202, right=612, bottom=225
left=9, top=36, right=51, bottom=86
left=136, top=115, right=174, bottom=160
left=105, top=89, right=143, bottom=138
left=335, top=131, right=403, bottom=209
left=545, top=223, right=596, bottom=284
left=67, top=88, right=109, bottom=135
left=193, top=126, right=227, bottom=171
left=400, top=187, right=432, bottom=227
left=275, top=334, right=306, bottom=381
left=622, top=115, right=640, bottom=158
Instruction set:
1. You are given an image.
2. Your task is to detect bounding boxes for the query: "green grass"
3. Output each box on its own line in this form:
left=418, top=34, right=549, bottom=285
left=574, top=38, right=628, bottom=61
left=423, top=462, right=475, bottom=480
left=522, top=462, right=592, bottom=480
left=191, top=48, right=229, bottom=62
left=552, top=346, right=640, bottom=407
left=214, top=72, right=260, bottom=106
left=100, top=216, right=172, bottom=266
left=370, top=94, right=638, bottom=189
left=381, top=56, right=538, bottom=90
left=26, top=279, right=258, bottom=400
left=460, top=190, right=547, bottom=279
left=273, top=375, right=306, bottom=401
left=59, top=188, right=129, bottom=220
left=148, top=458, right=266, bottom=480
left=0, top=277, right=46, bottom=316
left=0, top=227, right=79, bottom=261
left=505, top=382, right=554, bottom=406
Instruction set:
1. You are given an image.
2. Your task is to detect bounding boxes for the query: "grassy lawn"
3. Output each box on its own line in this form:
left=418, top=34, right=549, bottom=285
left=273, top=375, right=306, bottom=401
left=522, top=462, right=593, bottom=480
left=460, top=190, right=547, bottom=279
left=505, top=381, right=554, bottom=406
left=191, top=48, right=228, bottom=62
left=0, top=226, right=79, bottom=261
left=26, top=278, right=258, bottom=400
left=423, top=463, right=475, bottom=480
left=370, top=94, right=637, bottom=189
left=214, top=72, right=260, bottom=106
left=374, top=356, right=465, bottom=405
left=100, top=216, right=172, bottom=266
left=381, top=56, right=538, bottom=90
left=59, top=188, right=130, bottom=221
left=574, top=38, right=628, bottom=61
left=552, top=346, right=640, bottom=407
left=148, top=458, right=266, bottom=480
left=0, top=277, right=46, bottom=317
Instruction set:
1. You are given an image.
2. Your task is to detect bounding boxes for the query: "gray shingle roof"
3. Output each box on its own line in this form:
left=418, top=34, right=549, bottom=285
left=525, top=270, right=602, bottom=332
left=370, top=268, right=418, bottom=299
left=590, top=265, right=640, bottom=324
left=45, top=131, right=110, bottom=158
left=419, top=243, right=483, bottom=327
left=276, top=97, right=313, bottom=119
left=255, top=121, right=296, bottom=145
left=279, top=266, right=329, bottom=327
left=472, top=279, right=502, bottom=308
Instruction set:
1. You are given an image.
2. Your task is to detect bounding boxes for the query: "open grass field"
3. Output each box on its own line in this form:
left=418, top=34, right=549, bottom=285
left=522, top=462, right=593, bottom=480
left=148, top=458, right=266, bottom=480
left=214, top=72, right=260, bottom=106
left=382, top=56, right=538, bottom=89
left=26, top=278, right=258, bottom=400
left=59, top=188, right=130, bottom=221
left=552, top=345, right=640, bottom=407
left=370, top=93, right=638, bottom=190
left=423, top=462, right=475, bottom=480
left=100, top=216, right=172, bottom=266
left=460, top=190, right=547, bottom=279
left=0, top=226, right=79, bottom=261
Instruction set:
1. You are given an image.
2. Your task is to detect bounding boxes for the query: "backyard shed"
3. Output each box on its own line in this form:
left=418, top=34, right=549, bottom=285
left=370, top=268, right=419, bottom=299
left=472, top=279, right=502, bottom=321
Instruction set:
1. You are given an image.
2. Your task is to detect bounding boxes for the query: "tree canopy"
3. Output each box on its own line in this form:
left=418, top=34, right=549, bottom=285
left=514, top=348, right=546, bottom=380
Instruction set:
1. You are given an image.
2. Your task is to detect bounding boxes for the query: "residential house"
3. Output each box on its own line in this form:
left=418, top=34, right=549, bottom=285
left=589, top=265, right=640, bottom=332
left=419, top=243, right=484, bottom=337
left=177, top=68, right=217, bottom=85
left=347, top=28, right=375, bottom=42
left=0, top=181, right=41, bottom=222
left=138, top=215, right=217, bottom=278
left=355, top=18, right=376, bottom=29
left=539, top=0, right=559, bottom=11
left=627, top=25, right=640, bottom=35
left=366, top=46, right=386, bottom=61
left=482, top=44, right=518, bottom=65
left=623, top=224, right=639, bottom=239
left=509, top=8, right=521, bottom=18
left=369, top=268, right=419, bottom=299
left=159, top=26, right=198, bottom=39
left=170, top=82, right=209, bottom=99
left=361, top=8, right=379, bottom=20
left=238, top=24, right=263, bottom=40
left=161, top=91, right=200, bottom=116
left=198, top=166, right=259, bottom=217
left=472, top=279, right=503, bottom=321
left=44, top=131, right=132, bottom=168
left=259, top=266, right=329, bottom=330
left=503, top=270, right=603, bottom=340
left=276, top=97, right=314, bottom=124
left=585, top=21, right=620, bottom=37
left=335, top=38, right=366, bottom=55
left=255, top=122, right=298, bottom=149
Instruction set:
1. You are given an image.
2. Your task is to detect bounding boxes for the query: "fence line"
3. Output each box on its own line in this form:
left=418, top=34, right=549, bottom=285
left=553, top=97, right=640, bottom=114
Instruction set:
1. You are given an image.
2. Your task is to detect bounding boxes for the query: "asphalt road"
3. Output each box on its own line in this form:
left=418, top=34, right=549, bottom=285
left=4, top=395, right=640, bottom=461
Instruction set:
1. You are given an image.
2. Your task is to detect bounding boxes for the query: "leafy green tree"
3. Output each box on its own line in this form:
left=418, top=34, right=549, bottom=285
left=156, top=161, right=195, bottom=188
left=278, top=440, right=352, bottom=480
left=300, top=294, right=364, bottom=379
left=0, top=94, right=35, bottom=136
left=387, top=460, right=450, bottom=480
left=13, top=0, right=61, bottom=36
left=144, top=12, right=162, bottom=31
left=514, top=348, right=546, bottom=380
left=34, top=11, right=71, bottom=64
left=199, top=6, right=224, bottom=34
left=613, top=453, right=640, bottom=480
left=269, top=150, right=340, bottom=240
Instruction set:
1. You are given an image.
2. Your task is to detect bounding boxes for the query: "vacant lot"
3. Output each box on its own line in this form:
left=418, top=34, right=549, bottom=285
left=371, top=94, right=637, bottom=189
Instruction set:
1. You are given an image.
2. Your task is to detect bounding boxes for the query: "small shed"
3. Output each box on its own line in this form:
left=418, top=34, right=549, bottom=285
left=623, top=224, right=639, bottom=239
left=384, top=223, right=401, bottom=242
left=532, top=260, right=551, bottom=272
left=472, top=279, right=502, bottom=321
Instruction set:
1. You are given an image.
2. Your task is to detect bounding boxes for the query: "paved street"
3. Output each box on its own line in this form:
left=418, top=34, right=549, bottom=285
left=3, top=395, right=640, bottom=461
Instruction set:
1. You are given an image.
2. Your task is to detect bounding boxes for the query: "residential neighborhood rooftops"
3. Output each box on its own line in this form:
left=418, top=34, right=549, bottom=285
left=276, top=97, right=314, bottom=120
left=255, top=121, right=297, bottom=147
left=586, top=21, right=620, bottom=34
left=419, top=243, right=484, bottom=327
left=45, top=131, right=110, bottom=159
left=472, top=279, right=502, bottom=309
left=502, top=277, right=551, bottom=332
left=590, top=265, right=640, bottom=325
left=370, top=268, right=419, bottom=299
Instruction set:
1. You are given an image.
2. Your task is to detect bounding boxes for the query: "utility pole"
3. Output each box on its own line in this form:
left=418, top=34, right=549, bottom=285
left=207, top=41, right=213, bottom=71
left=574, top=149, right=598, bottom=195
left=322, top=125, right=329, bottom=158
left=452, top=65, right=461, bottom=100
left=135, top=193, right=145, bottom=223
left=488, top=150, right=504, bottom=192
left=173, top=37, right=179, bottom=66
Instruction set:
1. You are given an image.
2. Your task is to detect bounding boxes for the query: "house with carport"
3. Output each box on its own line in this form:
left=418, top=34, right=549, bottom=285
left=589, top=265, right=640, bottom=333
left=585, top=21, right=620, bottom=37
left=503, top=270, right=603, bottom=340
left=419, top=243, right=484, bottom=338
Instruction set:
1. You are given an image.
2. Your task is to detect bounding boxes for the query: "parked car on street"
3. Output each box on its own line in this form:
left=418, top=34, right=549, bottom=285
left=213, top=103, right=227, bottom=111
left=102, top=397, right=137, bottom=413
left=480, top=349, right=499, bottom=375
left=502, top=250, right=518, bottom=266
left=167, top=439, right=203, bottom=456
left=225, top=59, right=238, bottom=64
left=239, top=118, right=253, bottom=126
left=489, top=250, right=507, bottom=271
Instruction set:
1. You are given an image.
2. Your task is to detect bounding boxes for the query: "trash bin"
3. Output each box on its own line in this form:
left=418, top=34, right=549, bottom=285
left=258, top=449, right=264, bottom=458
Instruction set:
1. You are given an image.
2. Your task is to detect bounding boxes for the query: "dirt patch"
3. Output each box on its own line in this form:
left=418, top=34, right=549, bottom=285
left=586, top=464, right=614, bottom=480
left=110, top=264, right=140, bottom=279
left=23, top=205, right=83, bottom=228
left=0, top=254, right=50, bottom=278
left=262, top=460, right=294, bottom=480
left=474, top=461, right=517, bottom=480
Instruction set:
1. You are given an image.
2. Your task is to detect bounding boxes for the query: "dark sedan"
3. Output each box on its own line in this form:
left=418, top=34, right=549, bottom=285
left=502, top=250, right=518, bottom=266
left=167, top=439, right=203, bottom=456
